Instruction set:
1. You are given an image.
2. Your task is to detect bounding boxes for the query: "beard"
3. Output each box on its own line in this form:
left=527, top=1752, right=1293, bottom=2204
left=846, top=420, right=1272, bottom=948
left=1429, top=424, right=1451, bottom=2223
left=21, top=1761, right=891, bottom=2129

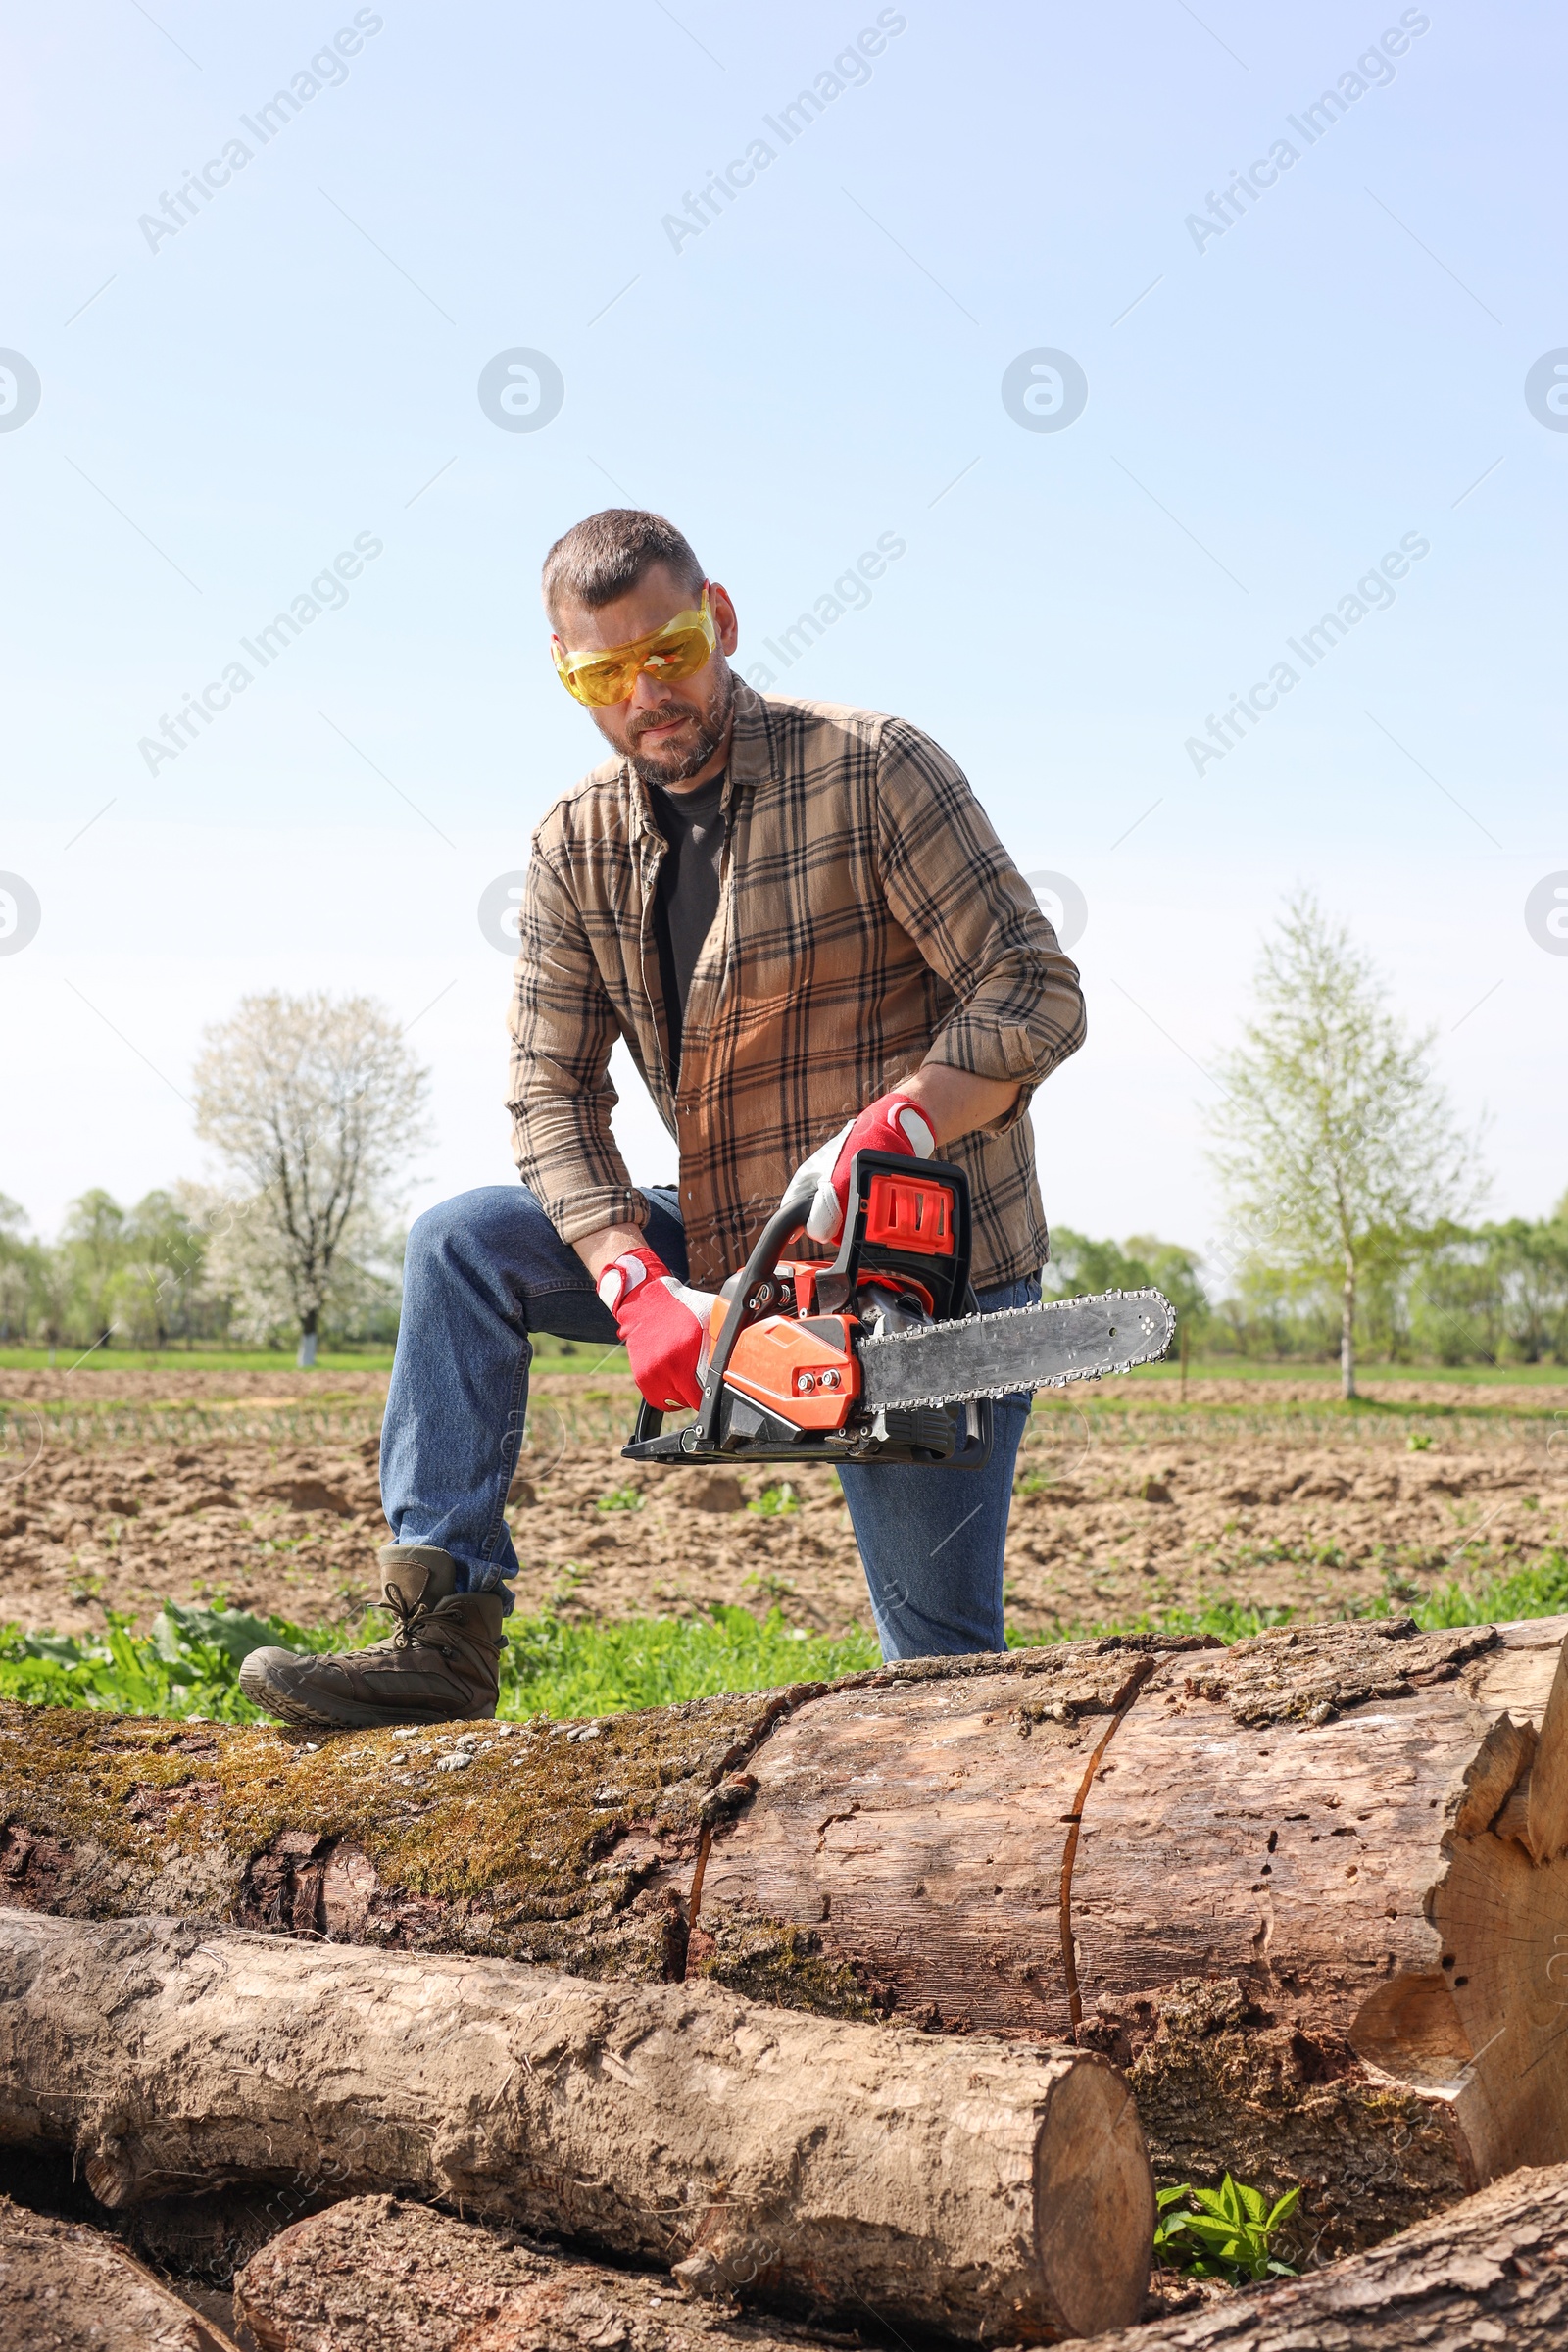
left=624, top=662, right=735, bottom=787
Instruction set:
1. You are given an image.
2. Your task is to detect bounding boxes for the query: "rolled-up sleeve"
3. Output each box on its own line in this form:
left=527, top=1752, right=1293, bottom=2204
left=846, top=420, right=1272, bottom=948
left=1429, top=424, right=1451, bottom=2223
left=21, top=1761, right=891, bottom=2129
left=505, top=842, right=649, bottom=1244
left=872, top=719, right=1086, bottom=1132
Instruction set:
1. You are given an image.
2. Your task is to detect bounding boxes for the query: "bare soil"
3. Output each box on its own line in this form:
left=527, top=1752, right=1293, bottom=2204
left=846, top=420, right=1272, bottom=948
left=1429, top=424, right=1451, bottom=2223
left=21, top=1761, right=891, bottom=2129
left=1, top=1367, right=1564, bottom=1640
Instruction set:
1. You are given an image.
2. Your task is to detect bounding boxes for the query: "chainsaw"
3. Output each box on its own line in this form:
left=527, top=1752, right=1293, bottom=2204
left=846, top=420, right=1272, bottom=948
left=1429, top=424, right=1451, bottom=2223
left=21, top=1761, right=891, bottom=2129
left=623, top=1150, right=1174, bottom=1471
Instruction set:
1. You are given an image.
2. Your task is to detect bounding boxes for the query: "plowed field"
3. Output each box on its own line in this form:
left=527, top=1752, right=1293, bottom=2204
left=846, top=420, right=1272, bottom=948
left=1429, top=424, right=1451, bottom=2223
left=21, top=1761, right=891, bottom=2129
left=1, top=1367, right=1564, bottom=1641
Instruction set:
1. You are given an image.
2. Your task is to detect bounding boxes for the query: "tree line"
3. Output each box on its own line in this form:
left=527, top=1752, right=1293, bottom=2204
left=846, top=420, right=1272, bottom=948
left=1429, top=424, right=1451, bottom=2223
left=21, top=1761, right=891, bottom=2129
left=0, top=1185, right=404, bottom=1357
left=1043, top=1211, right=1568, bottom=1370
left=3, top=903, right=1556, bottom=1382
left=1045, top=894, right=1563, bottom=1389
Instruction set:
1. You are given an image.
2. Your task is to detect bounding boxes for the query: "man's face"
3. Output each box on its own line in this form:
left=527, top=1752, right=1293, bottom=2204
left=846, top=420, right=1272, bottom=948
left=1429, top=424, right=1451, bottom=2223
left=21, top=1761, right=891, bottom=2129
left=551, top=563, right=740, bottom=791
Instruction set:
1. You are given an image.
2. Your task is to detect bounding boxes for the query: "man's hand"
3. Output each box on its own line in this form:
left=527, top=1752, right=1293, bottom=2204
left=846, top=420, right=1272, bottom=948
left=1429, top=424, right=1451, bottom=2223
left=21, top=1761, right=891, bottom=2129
left=783, top=1090, right=937, bottom=1245
left=597, top=1246, right=719, bottom=1411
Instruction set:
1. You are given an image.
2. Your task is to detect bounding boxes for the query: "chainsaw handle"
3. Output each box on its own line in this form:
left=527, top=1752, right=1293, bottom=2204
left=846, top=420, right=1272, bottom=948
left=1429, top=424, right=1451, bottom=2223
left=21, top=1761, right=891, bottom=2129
left=690, top=1197, right=807, bottom=1450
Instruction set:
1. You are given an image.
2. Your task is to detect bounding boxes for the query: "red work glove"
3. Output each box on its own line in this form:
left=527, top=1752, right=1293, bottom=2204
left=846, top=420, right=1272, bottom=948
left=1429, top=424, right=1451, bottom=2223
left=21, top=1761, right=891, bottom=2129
left=597, top=1246, right=720, bottom=1411
left=782, top=1090, right=936, bottom=1245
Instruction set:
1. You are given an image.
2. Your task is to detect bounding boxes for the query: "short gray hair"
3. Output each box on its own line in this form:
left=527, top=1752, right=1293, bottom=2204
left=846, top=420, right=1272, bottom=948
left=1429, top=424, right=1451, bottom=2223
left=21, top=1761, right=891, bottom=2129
left=541, top=509, right=705, bottom=624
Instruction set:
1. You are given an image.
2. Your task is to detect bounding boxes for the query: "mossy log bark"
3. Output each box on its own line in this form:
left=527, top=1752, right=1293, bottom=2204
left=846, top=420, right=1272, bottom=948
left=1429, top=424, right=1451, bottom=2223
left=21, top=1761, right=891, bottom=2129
left=1085, top=2158, right=1568, bottom=2350
left=0, top=2191, right=244, bottom=2352
left=0, top=1907, right=1154, bottom=2345
left=5, top=1617, right=1568, bottom=2252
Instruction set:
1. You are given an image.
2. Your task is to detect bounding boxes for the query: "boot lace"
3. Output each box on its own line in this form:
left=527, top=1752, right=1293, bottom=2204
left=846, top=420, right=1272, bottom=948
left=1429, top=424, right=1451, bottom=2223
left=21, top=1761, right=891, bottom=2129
left=385, top=1587, right=436, bottom=1647
left=383, top=1586, right=462, bottom=1662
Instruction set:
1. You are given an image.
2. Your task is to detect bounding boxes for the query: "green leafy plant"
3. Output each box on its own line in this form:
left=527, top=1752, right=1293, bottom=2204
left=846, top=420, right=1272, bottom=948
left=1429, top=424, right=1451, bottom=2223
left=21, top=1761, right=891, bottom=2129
left=1153, top=2176, right=1300, bottom=2283
left=0, top=1603, right=351, bottom=1722
left=594, top=1485, right=643, bottom=1512
left=747, top=1480, right=799, bottom=1516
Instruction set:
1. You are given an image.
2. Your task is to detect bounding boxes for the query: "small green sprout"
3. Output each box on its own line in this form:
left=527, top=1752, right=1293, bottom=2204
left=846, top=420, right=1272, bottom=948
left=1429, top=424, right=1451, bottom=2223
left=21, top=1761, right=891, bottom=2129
left=1153, top=2175, right=1300, bottom=2284
left=594, top=1485, right=643, bottom=1513
left=747, top=1482, right=799, bottom=1517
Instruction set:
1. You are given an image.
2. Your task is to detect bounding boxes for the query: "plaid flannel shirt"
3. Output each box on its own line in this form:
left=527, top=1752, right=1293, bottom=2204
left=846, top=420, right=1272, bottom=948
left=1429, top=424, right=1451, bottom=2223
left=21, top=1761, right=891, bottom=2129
left=507, top=684, right=1086, bottom=1292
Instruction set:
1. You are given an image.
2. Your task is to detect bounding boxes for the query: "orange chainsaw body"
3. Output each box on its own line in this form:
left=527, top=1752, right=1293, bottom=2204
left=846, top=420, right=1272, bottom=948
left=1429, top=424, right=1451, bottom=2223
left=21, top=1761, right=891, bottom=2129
left=626, top=1150, right=991, bottom=1469
left=719, top=1307, right=861, bottom=1430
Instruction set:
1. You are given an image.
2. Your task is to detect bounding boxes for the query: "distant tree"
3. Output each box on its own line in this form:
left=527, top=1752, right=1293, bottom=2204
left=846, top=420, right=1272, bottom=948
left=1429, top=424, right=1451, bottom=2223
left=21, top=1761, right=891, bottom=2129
left=1206, top=894, right=1485, bottom=1398
left=1044, top=1229, right=1208, bottom=1353
left=192, top=993, right=430, bottom=1366
left=57, top=1189, right=129, bottom=1350
left=1474, top=1212, right=1568, bottom=1364
left=0, top=1195, right=41, bottom=1344
left=115, top=1191, right=207, bottom=1348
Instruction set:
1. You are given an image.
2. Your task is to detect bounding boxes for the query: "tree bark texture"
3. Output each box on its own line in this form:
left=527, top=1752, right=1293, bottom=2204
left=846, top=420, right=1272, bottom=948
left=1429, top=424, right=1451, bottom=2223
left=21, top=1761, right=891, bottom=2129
left=0, top=1907, right=1154, bottom=2345
left=232, top=2191, right=916, bottom=2352
left=1085, top=2157, right=1568, bottom=2350
left=0, top=2190, right=244, bottom=2352
left=5, top=1617, right=1568, bottom=2251
left=0, top=1683, right=806, bottom=1983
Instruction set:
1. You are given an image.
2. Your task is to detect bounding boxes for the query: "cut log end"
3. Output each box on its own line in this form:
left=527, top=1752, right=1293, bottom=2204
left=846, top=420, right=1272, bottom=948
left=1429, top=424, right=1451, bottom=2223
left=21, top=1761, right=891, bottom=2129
left=1035, top=2061, right=1154, bottom=2338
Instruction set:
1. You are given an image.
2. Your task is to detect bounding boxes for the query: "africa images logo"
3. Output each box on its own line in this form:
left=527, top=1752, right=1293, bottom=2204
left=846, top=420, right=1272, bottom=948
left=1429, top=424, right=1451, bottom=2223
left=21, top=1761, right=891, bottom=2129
left=1525, top=352, right=1568, bottom=432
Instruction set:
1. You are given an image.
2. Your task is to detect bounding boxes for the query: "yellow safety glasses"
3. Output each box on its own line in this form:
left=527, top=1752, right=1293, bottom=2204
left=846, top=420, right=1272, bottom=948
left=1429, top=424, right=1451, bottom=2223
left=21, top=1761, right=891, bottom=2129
left=551, top=586, right=717, bottom=707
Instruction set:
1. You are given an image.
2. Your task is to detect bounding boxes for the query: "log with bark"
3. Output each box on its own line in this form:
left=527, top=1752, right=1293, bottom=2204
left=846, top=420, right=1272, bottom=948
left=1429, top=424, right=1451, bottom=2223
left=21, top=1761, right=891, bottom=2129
left=233, top=2190, right=901, bottom=2352
left=0, top=1907, right=1154, bottom=2343
left=1084, top=2157, right=1568, bottom=2349
left=5, top=1613, right=1568, bottom=2247
left=693, top=1613, right=1568, bottom=2248
left=0, top=2189, right=244, bottom=2352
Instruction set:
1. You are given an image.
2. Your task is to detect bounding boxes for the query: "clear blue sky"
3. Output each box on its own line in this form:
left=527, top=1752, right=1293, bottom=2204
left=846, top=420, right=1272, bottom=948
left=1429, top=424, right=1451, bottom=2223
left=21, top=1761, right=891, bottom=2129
left=3, top=0, right=1564, bottom=1270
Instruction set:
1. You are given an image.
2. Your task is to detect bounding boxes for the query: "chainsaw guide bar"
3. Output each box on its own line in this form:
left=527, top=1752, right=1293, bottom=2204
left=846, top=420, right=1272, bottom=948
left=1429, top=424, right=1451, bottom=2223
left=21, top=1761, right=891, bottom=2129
left=859, top=1288, right=1177, bottom=1409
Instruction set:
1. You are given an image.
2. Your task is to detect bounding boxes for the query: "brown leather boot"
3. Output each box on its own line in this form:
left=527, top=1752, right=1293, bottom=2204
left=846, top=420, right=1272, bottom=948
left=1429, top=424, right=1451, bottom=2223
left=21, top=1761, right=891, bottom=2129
left=238, top=1546, right=505, bottom=1730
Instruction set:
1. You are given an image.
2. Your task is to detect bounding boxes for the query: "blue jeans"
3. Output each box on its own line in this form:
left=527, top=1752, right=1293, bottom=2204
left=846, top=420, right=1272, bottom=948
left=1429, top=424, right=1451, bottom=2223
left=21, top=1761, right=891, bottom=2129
left=381, top=1186, right=1033, bottom=1660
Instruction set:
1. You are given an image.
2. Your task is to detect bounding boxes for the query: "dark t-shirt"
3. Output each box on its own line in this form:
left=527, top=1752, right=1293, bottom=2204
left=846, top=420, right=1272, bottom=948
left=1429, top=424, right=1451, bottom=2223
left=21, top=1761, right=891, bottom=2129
left=649, top=772, right=725, bottom=1079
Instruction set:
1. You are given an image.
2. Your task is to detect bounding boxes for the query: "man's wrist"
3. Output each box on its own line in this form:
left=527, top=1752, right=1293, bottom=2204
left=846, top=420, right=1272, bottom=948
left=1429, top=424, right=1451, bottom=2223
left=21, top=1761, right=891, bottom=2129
left=575, top=1222, right=655, bottom=1284
left=900, top=1064, right=1020, bottom=1147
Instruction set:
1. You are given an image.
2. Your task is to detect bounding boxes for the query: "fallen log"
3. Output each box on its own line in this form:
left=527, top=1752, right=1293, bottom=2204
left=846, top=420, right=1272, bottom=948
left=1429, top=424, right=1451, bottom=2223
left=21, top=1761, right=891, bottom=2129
left=234, top=2190, right=893, bottom=2352
left=1083, top=2156, right=1568, bottom=2349
left=0, top=1907, right=1154, bottom=2344
left=0, top=2189, right=244, bottom=2352
left=5, top=1615, right=1568, bottom=2248
left=693, top=1614, right=1568, bottom=2248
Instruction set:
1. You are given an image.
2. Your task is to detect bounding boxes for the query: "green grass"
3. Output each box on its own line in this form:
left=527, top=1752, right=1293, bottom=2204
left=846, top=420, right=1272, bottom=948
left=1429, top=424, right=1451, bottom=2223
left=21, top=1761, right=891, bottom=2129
left=5, top=1551, right=1565, bottom=1726
left=0, top=1346, right=399, bottom=1373
left=0, top=1601, right=880, bottom=1724
left=0, top=1332, right=606, bottom=1374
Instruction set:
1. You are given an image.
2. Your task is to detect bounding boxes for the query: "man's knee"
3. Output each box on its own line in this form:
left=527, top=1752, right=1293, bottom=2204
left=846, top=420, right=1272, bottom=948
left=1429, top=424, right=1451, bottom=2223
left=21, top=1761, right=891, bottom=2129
left=406, top=1187, right=557, bottom=1283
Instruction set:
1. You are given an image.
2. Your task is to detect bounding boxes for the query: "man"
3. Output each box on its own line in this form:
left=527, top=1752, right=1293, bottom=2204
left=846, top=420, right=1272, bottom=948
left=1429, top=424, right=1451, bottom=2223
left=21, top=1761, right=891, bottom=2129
left=240, top=510, right=1085, bottom=1730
